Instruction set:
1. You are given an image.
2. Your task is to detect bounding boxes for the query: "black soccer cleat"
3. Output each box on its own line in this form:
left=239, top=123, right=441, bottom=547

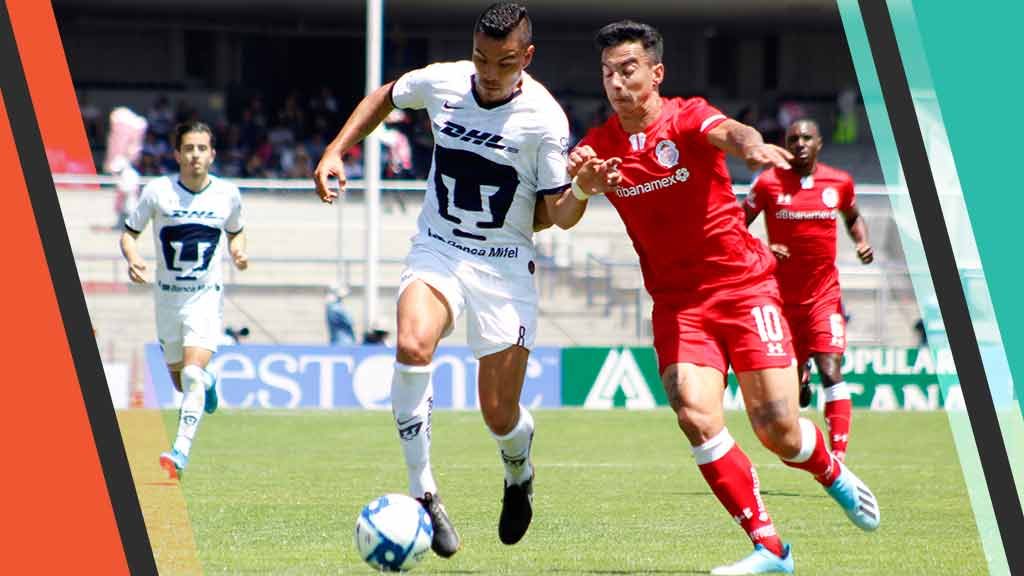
left=417, top=492, right=460, bottom=558
left=799, top=379, right=813, bottom=409
left=798, top=362, right=813, bottom=408
left=498, top=475, right=534, bottom=545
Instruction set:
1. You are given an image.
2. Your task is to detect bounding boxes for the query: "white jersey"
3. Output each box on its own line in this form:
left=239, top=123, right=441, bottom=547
left=391, top=61, right=570, bottom=263
left=125, top=174, right=244, bottom=294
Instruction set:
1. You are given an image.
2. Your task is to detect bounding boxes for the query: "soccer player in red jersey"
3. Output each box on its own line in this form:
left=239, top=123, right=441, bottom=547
left=564, top=21, right=879, bottom=574
left=744, top=119, right=874, bottom=464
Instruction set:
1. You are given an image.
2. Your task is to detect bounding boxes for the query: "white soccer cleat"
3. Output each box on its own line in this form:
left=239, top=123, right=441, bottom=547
left=825, top=460, right=880, bottom=531
left=711, top=543, right=794, bottom=575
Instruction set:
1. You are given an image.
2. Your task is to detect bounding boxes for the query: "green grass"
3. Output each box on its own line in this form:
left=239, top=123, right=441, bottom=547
left=162, top=409, right=986, bottom=574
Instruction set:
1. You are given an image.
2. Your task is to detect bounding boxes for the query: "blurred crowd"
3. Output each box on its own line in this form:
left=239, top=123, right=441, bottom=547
left=82, top=87, right=863, bottom=183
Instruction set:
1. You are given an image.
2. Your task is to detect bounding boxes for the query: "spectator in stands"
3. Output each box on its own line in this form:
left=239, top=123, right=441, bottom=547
left=326, top=284, right=357, bottom=345
left=343, top=144, right=364, bottom=180
left=285, top=144, right=314, bottom=179
left=139, top=152, right=161, bottom=176
left=363, top=327, right=391, bottom=346
left=146, top=95, right=174, bottom=139
left=833, top=87, right=860, bottom=144
left=110, top=155, right=141, bottom=230
left=379, top=109, right=415, bottom=180
left=79, top=91, right=103, bottom=143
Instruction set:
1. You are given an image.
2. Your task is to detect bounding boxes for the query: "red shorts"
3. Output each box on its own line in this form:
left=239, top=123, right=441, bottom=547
left=652, top=278, right=797, bottom=375
left=784, top=294, right=846, bottom=365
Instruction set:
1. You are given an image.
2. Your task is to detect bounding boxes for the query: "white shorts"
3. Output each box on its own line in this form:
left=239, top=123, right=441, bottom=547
left=155, top=285, right=223, bottom=366
left=398, top=242, right=538, bottom=358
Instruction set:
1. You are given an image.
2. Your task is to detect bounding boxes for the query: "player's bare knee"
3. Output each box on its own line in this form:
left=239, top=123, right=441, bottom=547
left=181, top=364, right=207, bottom=393
left=675, top=405, right=716, bottom=442
left=749, top=401, right=800, bottom=454
left=395, top=334, right=434, bottom=366
left=816, top=356, right=842, bottom=387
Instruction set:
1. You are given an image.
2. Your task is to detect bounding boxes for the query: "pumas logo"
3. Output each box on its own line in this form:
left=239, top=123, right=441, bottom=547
left=822, top=187, right=839, bottom=208
left=654, top=140, right=679, bottom=168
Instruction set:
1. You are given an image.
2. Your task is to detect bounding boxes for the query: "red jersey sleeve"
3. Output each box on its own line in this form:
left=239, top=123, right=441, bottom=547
left=670, top=97, right=729, bottom=137
left=839, top=172, right=856, bottom=212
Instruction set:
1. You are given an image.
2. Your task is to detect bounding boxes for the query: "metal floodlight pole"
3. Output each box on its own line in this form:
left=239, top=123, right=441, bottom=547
left=364, top=0, right=383, bottom=336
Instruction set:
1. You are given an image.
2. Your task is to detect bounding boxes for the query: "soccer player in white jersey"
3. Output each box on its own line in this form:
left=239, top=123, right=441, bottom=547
left=314, top=2, right=588, bottom=558
left=119, top=121, right=248, bottom=479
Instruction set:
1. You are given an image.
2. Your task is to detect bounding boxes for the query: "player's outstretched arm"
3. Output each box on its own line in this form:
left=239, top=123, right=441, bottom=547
left=119, top=230, right=149, bottom=284
left=314, top=81, right=397, bottom=205
left=842, top=205, right=874, bottom=264
left=228, top=229, right=249, bottom=271
left=707, top=119, right=792, bottom=172
left=541, top=186, right=587, bottom=230
left=533, top=200, right=555, bottom=232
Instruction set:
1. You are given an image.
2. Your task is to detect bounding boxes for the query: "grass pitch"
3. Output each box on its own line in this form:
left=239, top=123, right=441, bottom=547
left=134, top=409, right=986, bottom=574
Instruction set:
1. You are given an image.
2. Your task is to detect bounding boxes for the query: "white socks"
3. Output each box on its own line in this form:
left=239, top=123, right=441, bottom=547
left=391, top=362, right=437, bottom=498
left=172, top=364, right=208, bottom=457
left=823, top=381, right=851, bottom=402
left=691, top=427, right=737, bottom=465
left=782, top=418, right=818, bottom=464
left=492, top=405, right=535, bottom=486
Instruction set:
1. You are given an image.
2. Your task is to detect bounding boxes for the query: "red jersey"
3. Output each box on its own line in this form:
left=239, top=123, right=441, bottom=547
left=746, top=162, right=856, bottom=305
left=578, top=97, right=775, bottom=302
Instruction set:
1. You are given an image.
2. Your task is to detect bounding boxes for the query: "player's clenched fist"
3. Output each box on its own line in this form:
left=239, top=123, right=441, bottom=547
left=743, top=143, right=793, bottom=172
left=128, top=260, right=148, bottom=284
left=232, top=250, right=249, bottom=271
left=567, top=145, right=598, bottom=178
left=314, top=152, right=346, bottom=204
left=856, top=242, right=874, bottom=264
left=769, top=243, right=791, bottom=261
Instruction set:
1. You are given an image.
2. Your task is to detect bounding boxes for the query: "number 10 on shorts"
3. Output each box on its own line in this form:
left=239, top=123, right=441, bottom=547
left=751, top=305, right=787, bottom=356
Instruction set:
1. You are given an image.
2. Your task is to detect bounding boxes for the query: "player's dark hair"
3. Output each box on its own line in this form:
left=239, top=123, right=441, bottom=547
left=594, top=20, right=663, bottom=64
left=475, top=2, right=532, bottom=46
left=788, top=118, right=821, bottom=134
left=173, top=121, right=215, bottom=151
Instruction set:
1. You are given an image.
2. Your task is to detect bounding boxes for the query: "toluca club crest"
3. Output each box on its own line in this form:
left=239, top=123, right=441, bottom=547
left=655, top=140, right=679, bottom=168
left=822, top=187, right=839, bottom=208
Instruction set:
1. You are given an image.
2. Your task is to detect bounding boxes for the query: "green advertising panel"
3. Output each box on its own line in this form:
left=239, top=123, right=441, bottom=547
left=562, top=346, right=961, bottom=411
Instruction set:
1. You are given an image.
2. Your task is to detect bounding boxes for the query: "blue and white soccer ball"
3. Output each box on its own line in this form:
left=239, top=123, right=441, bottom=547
left=354, top=493, right=433, bottom=572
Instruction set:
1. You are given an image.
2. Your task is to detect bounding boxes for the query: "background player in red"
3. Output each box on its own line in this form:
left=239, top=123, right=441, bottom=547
left=566, top=21, right=879, bottom=574
left=744, top=119, right=874, bottom=463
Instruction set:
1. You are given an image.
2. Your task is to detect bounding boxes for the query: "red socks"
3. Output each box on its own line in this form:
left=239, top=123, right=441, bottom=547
left=694, top=429, right=785, bottom=557
left=823, top=382, right=852, bottom=462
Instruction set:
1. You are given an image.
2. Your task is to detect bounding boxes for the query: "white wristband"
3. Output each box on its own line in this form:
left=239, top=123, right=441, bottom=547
left=571, top=177, right=589, bottom=201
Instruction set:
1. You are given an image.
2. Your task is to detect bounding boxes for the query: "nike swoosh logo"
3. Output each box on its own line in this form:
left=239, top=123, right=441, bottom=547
left=396, top=417, right=418, bottom=427
left=442, top=100, right=463, bottom=110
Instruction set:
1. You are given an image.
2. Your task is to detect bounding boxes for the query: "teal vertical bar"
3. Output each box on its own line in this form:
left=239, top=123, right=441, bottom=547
left=909, top=1, right=1024, bottom=413
left=889, top=0, right=1024, bottom=494
left=903, top=3, right=1024, bottom=570
left=836, top=1, right=1009, bottom=573
left=891, top=2, right=1024, bottom=569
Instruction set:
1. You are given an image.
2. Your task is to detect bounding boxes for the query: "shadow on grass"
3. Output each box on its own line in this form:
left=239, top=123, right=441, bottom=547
left=424, top=568, right=707, bottom=575
left=662, top=490, right=823, bottom=499
left=544, top=565, right=704, bottom=569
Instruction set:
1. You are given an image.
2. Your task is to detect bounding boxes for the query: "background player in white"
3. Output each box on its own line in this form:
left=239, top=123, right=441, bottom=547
left=313, top=2, right=584, bottom=558
left=119, top=121, right=248, bottom=479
